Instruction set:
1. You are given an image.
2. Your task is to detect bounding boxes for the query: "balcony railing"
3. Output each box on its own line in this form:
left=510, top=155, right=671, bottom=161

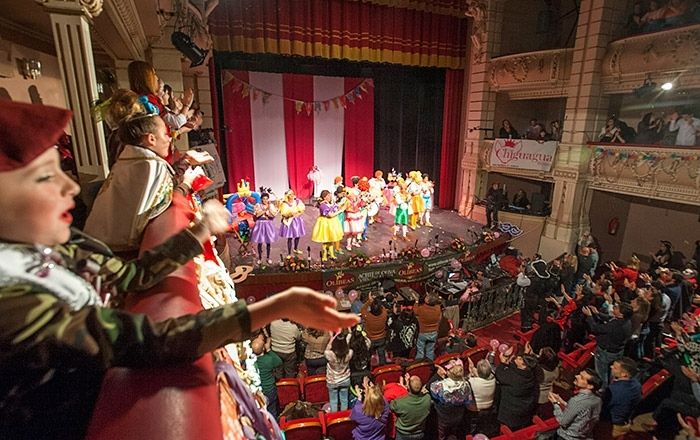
left=602, top=23, right=700, bottom=93
left=488, top=48, right=574, bottom=99
left=588, top=143, right=700, bottom=206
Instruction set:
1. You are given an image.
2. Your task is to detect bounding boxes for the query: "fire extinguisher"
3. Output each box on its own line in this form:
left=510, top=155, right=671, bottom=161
left=608, top=217, right=620, bottom=235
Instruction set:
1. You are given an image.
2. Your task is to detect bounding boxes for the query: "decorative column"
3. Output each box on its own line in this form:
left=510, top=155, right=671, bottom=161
left=457, top=0, right=505, bottom=220
left=38, top=0, right=109, bottom=183
left=538, top=0, right=627, bottom=259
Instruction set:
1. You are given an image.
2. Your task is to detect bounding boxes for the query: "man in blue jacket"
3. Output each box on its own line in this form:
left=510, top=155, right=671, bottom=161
left=602, top=357, right=642, bottom=438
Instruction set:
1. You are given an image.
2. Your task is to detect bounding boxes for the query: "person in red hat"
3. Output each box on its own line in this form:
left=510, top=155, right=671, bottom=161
left=0, top=101, right=359, bottom=439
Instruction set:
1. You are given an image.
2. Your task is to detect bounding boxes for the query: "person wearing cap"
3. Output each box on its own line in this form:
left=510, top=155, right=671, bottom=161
left=650, top=241, right=673, bottom=272
left=0, top=101, right=360, bottom=439
left=429, top=358, right=477, bottom=439
left=520, top=259, right=551, bottom=332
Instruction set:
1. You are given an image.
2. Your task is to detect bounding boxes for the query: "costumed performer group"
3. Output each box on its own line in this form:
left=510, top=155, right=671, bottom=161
left=237, top=168, right=435, bottom=263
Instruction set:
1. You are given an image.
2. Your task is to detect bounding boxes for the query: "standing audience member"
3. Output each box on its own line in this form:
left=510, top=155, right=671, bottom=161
left=668, top=110, right=700, bottom=146
left=302, top=327, right=331, bottom=375
left=387, top=307, right=419, bottom=361
left=361, top=295, right=389, bottom=365
left=351, top=378, right=390, bottom=440
left=601, top=357, right=642, bottom=438
left=252, top=333, right=283, bottom=418
left=485, top=182, right=505, bottom=229
left=495, top=347, right=539, bottom=431
left=537, top=346, right=562, bottom=419
left=430, top=359, right=477, bottom=440
left=414, top=294, right=442, bottom=360
left=549, top=369, right=603, bottom=440
left=391, top=375, right=432, bottom=440
left=525, top=118, right=543, bottom=140
left=499, top=119, right=519, bottom=139
left=467, top=358, right=498, bottom=436
left=270, top=318, right=301, bottom=378
left=583, top=303, right=633, bottom=389
left=325, top=331, right=354, bottom=412
left=349, top=325, right=373, bottom=387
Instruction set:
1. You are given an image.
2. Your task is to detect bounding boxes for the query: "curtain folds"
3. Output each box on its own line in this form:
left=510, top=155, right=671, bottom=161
left=438, top=69, right=464, bottom=209
left=210, top=0, right=468, bottom=69
left=343, top=77, right=375, bottom=180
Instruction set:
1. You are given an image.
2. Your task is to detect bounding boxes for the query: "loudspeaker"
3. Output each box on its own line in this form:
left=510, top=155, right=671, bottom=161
left=531, top=192, right=545, bottom=214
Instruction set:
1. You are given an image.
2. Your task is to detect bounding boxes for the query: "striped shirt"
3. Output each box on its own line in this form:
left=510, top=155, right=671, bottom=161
left=554, top=390, right=602, bottom=440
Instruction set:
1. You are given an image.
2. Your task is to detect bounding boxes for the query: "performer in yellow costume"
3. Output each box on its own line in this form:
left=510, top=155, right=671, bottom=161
left=311, top=190, right=344, bottom=261
left=407, top=170, right=425, bottom=230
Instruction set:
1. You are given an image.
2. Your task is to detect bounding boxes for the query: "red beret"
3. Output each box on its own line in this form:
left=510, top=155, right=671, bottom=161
left=0, top=100, right=72, bottom=172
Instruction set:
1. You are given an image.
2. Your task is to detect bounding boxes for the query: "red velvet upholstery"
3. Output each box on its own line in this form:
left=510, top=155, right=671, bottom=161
left=372, top=363, right=403, bottom=386
left=462, top=347, right=489, bottom=364
left=86, top=194, right=222, bottom=440
left=303, top=374, right=330, bottom=404
left=276, top=378, right=302, bottom=409
left=559, top=341, right=596, bottom=371
left=323, top=410, right=355, bottom=440
left=641, top=369, right=670, bottom=399
left=405, top=360, right=434, bottom=385
left=281, top=417, right=323, bottom=440
left=434, top=352, right=461, bottom=367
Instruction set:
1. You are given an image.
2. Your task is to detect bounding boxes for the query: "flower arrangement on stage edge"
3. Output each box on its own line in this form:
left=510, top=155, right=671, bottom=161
left=282, top=255, right=309, bottom=272
left=397, top=247, right=419, bottom=261
left=451, top=238, right=467, bottom=252
left=348, top=253, right=371, bottom=268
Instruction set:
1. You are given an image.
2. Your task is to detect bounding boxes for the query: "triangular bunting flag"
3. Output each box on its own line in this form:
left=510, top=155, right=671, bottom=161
left=304, top=102, right=312, bottom=115
left=295, top=100, right=303, bottom=114
left=314, top=102, right=321, bottom=113
left=241, top=84, right=250, bottom=97
left=347, top=93, right=355, bottom=104
left=323, top=100, right=330, bottom=111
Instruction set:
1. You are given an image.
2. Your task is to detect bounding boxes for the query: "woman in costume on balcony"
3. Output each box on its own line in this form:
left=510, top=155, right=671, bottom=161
left=251, top=190, right=279, bottom=265
left=0, top=100, right=361, bottom=439
left=312, top=189, right=344, bottom=262
left=279, top=189, right=306, bottom=255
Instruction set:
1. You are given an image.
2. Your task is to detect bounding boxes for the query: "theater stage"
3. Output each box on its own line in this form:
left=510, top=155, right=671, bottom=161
left=225, top=206, right=483, bottom=269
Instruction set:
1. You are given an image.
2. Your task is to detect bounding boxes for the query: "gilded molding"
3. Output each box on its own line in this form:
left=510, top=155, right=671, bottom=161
left=602, top=24, right=700, bottom=93
left=102, top=0, right=148, bottom=59
left=465, top=0, right=487, bottom=63
left=489, top=48, right=573, bottom=94
left=36, top=0, right=103, bottom=18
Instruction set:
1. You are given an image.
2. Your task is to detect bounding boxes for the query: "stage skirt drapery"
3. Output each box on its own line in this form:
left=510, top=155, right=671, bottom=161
left=209, top=0, right=468, bottom=69
left=222, top=71, right=375, bottom=197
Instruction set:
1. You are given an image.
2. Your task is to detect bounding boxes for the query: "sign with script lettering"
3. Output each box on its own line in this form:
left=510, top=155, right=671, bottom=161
left=489, top=138, right=557, bottom=172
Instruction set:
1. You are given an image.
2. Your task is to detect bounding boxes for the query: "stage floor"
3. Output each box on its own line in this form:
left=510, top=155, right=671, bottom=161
left=225, top=206, right=483, bottom=269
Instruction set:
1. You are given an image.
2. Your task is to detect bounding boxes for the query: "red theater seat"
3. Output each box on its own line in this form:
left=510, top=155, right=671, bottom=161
left=372, top=363, right=403, bottom=386
left=280, top=417, right=323, bottom=440
left=405, top=360, right=434, bottom=385
left=323, top=410, right=355, bottom=440
left=276, top=377, right=302, bottom=409
left=462, top=347, right=489, bottom=364
left=434, top=352, right=461, bottom=367
left=303, top=374, right=330, bottom=404
left=641, top=369, right=670, bottom=399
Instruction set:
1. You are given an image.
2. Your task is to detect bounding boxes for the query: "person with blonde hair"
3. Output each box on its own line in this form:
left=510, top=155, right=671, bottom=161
left=279, top=189, right=306, bottom=255
left=351, top=377, right=389, bottom=440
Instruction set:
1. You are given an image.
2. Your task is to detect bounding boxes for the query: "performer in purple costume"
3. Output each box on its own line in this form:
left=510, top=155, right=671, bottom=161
left=251, top=192, right=278, bottom=264
left=279, top=190, right=306, bottom=255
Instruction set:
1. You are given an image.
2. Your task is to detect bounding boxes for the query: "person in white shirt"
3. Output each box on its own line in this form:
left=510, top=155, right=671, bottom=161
left=468, top=358, right=498, bottom=436
left=668, top=110, right=700, bottom=146
left=269, top=318, right=301, bottom=377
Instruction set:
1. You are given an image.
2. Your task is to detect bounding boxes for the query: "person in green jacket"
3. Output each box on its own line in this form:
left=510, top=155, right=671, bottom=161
left=390, top=374, right=432, bottom=440
left=0, top=100, right=360, bottom=439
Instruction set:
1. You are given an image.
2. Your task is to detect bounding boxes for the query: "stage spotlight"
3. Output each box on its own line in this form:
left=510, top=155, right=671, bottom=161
left=171, top=31, right=208, bottom=67
left=661, top=82, right=673, bottom=91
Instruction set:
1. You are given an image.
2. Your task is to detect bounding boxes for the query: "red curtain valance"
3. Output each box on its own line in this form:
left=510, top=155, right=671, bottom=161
left=350, top=0, right=468, bottom=17
left=209, top=0, right=468, bottom=69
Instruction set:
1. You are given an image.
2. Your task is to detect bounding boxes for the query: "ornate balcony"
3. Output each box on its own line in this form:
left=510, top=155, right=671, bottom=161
left=602, top=23, right=700, bottom=93
left=588, top=143, right=700, bottom=206
left=488, top=48, right=574, bottom=99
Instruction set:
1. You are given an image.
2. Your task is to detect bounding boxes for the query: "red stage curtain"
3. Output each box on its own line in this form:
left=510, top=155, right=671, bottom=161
left=210, top=0, right=467, bottom=69
left=222, top=70, right=255, bottom=193
left=344, top=77, right=375, bottom=179
left=283, top=74, right=315, bottom=199
left=438, top=69, right=464, bottom=209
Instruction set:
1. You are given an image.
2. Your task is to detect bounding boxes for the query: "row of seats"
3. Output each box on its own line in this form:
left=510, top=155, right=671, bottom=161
left=276, top=347, right=490, bottom=409
left=280, top=410, right=355, bottom=440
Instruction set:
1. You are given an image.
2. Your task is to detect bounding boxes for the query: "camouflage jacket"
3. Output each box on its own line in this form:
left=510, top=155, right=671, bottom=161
left=0, top=230, right=252, bottom=439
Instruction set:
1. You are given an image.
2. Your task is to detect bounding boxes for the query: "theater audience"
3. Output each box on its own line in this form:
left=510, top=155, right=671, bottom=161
left=668, top=109, right=700, bottom=146
left=269, top=318, right=301, bottom=378
left=387, top=306, right=419, bottom=360
left=414, top=294, right=442, bottom=360
left=325, top=331, right=354, bottom=412
left=351, top=378, right=390, bottom=440
left=549, top=369, right=603, bottom=440
left=498, top=119, right=519, bottom=139
left=349, top=325, right=373, bottom=386
left=252, top=333, right=283, bottom=418
left=390, top=374, right=431, bottom=440
left=430, top=359, right=477, bottom=440
left=601, top=357, right=642, bottom=438
left=536, top=346, right=562, bottom=419
left=495, top=347, right=539, bottom=431
left=302, top=327, right=330, bottom=375
left=362, top=294, right=389, bottom=365
left=583, top=302, right=633, bottom=388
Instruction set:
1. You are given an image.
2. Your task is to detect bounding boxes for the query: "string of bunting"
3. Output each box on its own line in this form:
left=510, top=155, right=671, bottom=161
left=593, top=146, right=699, bottom=163
left=223, top=72, right=374, bottom=116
